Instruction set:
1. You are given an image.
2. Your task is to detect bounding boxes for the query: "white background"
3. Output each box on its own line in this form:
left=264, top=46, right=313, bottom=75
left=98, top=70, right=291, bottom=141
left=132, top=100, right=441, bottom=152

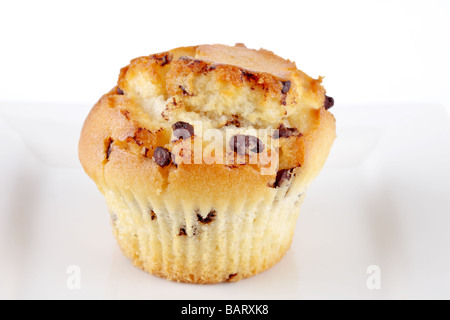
left=1, top=0, right=449, bottom=111
left=1, top=0, right=450, bottom=300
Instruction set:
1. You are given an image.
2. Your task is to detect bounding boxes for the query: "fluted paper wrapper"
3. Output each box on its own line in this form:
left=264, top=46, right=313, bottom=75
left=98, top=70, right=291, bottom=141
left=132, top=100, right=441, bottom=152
left=103, top=186, right=303, bottom=284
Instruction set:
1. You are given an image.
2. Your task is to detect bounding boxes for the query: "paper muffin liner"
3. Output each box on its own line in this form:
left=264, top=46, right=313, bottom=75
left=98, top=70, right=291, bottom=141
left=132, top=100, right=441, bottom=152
left=103, top=185, right=304, bottom=284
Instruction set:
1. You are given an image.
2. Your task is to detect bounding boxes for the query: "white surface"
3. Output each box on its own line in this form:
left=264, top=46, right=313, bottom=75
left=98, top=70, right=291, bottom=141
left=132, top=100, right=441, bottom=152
left=1, top=101, right=449, bottom=299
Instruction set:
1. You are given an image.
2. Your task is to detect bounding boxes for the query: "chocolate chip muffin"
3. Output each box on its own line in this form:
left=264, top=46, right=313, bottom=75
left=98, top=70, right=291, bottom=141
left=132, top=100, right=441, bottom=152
left=78, top=43, right=336, bottom=283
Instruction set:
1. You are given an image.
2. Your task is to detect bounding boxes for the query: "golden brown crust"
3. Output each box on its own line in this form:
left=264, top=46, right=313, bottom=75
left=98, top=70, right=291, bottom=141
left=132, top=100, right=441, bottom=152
left=79, top=90, right=334, bottom=197
left=166, top=56, right=292, bottom=102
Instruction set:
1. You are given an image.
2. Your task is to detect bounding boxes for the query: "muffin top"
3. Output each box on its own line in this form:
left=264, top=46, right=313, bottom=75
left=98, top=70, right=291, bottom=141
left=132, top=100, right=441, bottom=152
left=79, top=44, right=335, bottom=203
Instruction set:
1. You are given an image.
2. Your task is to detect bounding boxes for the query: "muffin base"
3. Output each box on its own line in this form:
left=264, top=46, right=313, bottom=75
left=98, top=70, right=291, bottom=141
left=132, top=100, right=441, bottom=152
left=106, top=187, right=303, bottom=284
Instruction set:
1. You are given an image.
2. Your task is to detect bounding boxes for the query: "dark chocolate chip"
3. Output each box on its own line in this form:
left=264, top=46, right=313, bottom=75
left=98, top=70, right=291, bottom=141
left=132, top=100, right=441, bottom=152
left=153, top=147, right=171, bottom=167
left=105, top=138, right=113, bottom=160
left=142, top=147, right=150, bottom=158
left=149, top=210, right=157, bottom=221
left=241, top=70, right=258, bottom=82
left=324, top=95, right=334, bottom=110
left=178, top=228, right=187, bottom=236
left=160, top=54, right=171, bottom=66
left=197, top=210, right=216, bottom=224
left=281, top=81, right=292, bottom=94
left=224, top=115, right=241, bottom=127
left=273, top=124, right=301, bottom=139
left=227, top=273, right=238, bottom=281
left=230, top=134, right=265, bottom=155
left=179, top=85, right=192, bottom=96
left=152, top=53, right=173, bottom=66
left=106, top=144, right=113, bottom=159
left=117, top=87, right=124, bottom=95
left=172, top=121, right=194, bottom=140
left=274, top=168, right=294, bottom=188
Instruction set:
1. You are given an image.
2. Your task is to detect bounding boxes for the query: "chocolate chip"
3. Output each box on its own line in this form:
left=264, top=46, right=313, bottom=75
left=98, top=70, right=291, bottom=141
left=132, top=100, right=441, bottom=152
left=273, top=124, right=301, bottom=139
left=117, top=87, right=124, bottom=95
left=230, top=135, right=265, bottom=155
left=227, top=273, right=238, bottom=281
left=142, top=147, right=150, bottom=158
left=160, top=54, right=171, bottom=66
left=224, top=115, right=241, bottom=127
left=179, top=85, right=192, bottom=96
left=151, top=53, right=173, bottom=66
left=149, top=210, right=157, bottom=221
left=105, top=138, right=113, bottom=160
left=178, top=228, right=187, bottom=236
left=274, top=168, right=294, bottom=188
left=153, top=147, right=171, bottom=167
left=324, top=95, right=334, bottom=110
left=197, top=210, right=216, bottom=224
left=241, top=70, right=258, bottom=82
left=172, top=121, right=194, bottom=140
left=106, top=144, right=113, bottom=159
left=281, top=81, right=291, bottom=94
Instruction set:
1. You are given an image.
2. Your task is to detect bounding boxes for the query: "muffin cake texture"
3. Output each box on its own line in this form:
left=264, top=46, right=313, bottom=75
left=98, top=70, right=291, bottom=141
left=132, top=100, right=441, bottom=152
left=79, top=43, right=336, bottom=283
